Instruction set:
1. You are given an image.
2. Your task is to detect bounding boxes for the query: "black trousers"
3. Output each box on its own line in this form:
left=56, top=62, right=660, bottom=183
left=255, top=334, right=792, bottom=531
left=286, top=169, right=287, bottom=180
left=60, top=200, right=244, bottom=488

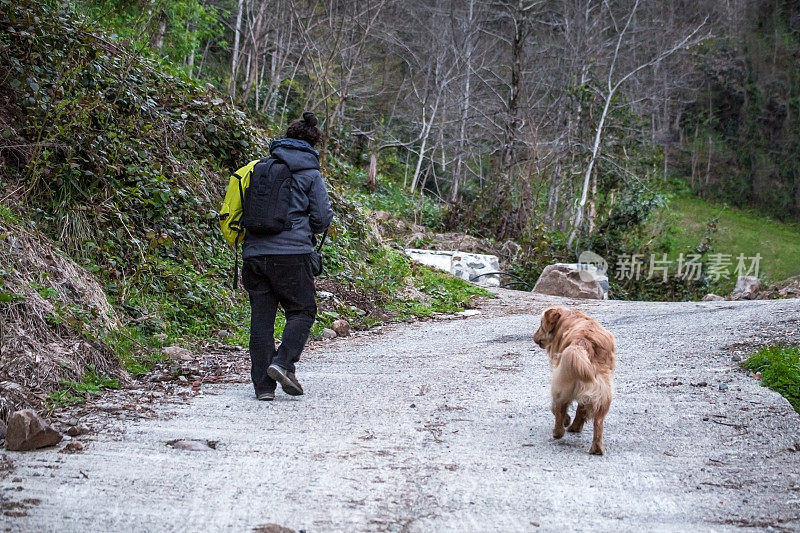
left=242, top=254, right=317, bottom=395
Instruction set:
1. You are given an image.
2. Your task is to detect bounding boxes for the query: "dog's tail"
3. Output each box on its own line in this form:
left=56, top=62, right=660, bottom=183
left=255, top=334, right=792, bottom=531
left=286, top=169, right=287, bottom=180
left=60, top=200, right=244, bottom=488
left=559, top=344, right=594, bottom=382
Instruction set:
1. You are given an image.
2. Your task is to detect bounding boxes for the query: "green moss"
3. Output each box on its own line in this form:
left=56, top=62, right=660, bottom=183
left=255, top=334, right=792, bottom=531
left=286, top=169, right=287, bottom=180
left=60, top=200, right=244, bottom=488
left=743, top=345, right=800, bottom=412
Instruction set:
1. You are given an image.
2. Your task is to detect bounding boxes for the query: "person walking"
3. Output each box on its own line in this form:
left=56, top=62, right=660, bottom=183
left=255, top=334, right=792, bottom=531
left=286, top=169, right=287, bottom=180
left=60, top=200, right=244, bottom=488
left=241, top=112, right=333, bottom=400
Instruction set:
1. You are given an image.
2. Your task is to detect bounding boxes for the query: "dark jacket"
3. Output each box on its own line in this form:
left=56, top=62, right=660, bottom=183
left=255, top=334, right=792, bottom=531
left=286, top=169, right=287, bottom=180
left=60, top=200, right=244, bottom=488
left=242, top=138, right=333, bottom=258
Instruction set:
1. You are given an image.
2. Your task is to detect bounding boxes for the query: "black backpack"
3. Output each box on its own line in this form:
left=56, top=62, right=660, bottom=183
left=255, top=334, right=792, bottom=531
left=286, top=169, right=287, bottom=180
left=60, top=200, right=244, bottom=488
left=241, top=157, right=294, bottom=235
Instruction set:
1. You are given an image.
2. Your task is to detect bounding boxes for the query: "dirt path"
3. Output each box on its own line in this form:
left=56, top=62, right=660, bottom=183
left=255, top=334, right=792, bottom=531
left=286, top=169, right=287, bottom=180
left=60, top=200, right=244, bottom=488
left=3, top=292, right=800, bottom=532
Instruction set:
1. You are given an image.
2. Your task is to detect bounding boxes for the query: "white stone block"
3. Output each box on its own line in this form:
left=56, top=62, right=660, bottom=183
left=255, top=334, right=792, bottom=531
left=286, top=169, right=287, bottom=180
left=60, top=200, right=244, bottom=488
left=404, top=249, right=501, bottom=287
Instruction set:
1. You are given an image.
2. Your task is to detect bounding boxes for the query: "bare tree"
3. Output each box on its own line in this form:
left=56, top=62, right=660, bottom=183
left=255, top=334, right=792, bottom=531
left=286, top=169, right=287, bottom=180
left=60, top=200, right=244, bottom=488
left=567, top=0, right=709, bottom=247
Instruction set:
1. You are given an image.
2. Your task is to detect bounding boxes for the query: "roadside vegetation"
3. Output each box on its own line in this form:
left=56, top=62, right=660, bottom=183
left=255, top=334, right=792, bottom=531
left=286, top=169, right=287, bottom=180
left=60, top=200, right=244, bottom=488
left=0, top=0, right=487, bottom=415
left=660, top=195, right=800, bottom=291
left=744, top=345, right=800, bottom=413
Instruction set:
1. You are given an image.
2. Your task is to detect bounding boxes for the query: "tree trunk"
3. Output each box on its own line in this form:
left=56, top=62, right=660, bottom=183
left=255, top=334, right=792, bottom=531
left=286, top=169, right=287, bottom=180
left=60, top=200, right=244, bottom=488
left=452, top=0, right=474, bottom=204
left=546, top=162, right=561, bottom=224
left=366, top=151, right=378, bottom=190
left=185, top=22, right=194, bottom=77
left=568, top=89, right=613, bottom=247
left=501, top=0, right=524, bottom=174
left=230, top=0, right=245, bottom=96
left=587, top=166, right=597, bottom=234
left=410, top=94, right=440, bottom=192
left=150, top=11, right=167, bottom=49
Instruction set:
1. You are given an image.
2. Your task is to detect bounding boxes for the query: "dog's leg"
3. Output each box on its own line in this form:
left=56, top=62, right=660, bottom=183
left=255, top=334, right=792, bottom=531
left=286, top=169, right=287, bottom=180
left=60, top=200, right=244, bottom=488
left=551, top=401, right=568, bottom=439
left=567, top=404, right=587, bottom=433
left=589, top=410, right=607, bottom=455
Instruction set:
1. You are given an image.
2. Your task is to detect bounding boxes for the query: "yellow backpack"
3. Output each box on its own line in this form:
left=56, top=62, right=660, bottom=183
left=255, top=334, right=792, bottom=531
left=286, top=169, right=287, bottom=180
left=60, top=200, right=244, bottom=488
left=219, top=160, right=259, bottom=288
left=219, top=159, right=259, bottom=247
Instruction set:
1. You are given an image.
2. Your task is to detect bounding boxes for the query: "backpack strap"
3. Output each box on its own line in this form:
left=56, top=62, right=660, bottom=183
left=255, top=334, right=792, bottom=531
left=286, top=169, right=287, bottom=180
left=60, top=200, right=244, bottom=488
left=231, top=169, right=250, bottom=290
left=316, top=227, right=328, bottom=252
left=312, top=227, right=329, bottom=253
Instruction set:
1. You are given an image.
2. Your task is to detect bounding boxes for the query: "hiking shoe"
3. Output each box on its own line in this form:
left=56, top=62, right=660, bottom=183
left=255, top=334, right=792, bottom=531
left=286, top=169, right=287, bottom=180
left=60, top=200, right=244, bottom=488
left=256, top=391, right=275, bottom=401
left=267, top=364, right=304, bottom=396
left=286, top=371, right=304, bottom=394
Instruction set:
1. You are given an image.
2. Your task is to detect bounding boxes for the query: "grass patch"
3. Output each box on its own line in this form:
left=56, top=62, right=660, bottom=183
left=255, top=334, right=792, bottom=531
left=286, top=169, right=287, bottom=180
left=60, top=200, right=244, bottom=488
left=46, top=365, right=121, bottom=409
left=743, top=345, right=800, bottom=413
left=413, top=264, right=491, bottom=313
left=662, top=195, right=800, bottom=292
left=102, top=327, right=170, bottom=375
left=0, top=204, right=19, bottom=223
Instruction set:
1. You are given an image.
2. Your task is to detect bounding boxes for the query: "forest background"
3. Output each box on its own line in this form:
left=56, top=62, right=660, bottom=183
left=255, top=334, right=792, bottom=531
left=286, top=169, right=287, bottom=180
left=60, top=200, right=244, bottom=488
left=83, top=0, right=800, bottom=294
left=1, top=0, right=800, bottom=413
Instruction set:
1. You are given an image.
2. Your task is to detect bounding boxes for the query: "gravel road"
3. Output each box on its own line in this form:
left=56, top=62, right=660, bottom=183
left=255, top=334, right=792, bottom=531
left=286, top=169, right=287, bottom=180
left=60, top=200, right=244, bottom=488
left=3, top=291, right=800, bottom=532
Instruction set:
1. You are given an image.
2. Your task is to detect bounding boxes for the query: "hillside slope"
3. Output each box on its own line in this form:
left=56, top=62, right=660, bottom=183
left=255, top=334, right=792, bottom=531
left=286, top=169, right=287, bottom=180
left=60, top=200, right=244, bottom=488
left=0, top=0, right=486, bottom=417
left=663, top=195, right=800, bottom=290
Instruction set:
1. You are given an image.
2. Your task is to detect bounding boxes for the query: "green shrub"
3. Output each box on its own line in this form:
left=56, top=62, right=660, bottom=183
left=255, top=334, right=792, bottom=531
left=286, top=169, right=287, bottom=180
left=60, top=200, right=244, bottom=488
left=744, top=345, right=800, bottom=412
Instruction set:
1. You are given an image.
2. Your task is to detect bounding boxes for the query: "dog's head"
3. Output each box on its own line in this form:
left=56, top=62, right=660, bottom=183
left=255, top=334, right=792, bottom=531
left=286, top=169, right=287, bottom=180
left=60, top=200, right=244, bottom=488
left=533, top=306, right=568, bottom=350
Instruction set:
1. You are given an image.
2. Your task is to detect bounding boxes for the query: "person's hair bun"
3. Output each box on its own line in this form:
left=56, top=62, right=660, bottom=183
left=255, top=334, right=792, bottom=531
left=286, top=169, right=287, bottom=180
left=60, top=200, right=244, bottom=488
left=302, top=111, right=318, bottom=127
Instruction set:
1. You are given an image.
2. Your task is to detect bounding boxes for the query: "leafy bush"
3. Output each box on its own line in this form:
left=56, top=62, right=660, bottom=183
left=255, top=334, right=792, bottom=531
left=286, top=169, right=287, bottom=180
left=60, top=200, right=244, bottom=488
left=1, top=0, right=267, bottom=343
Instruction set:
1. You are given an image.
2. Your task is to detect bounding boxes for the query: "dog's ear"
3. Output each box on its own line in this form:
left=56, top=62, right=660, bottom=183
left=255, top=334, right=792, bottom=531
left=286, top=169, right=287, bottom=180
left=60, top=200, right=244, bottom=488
left=542, top=307, right=563, bottom=332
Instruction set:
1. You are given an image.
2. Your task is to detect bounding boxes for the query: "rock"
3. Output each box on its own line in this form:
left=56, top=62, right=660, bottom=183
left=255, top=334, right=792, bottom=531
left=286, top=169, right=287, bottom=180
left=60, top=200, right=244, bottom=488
left=163, top=346, right=193, bottom=361
left=322, top=328, right=337, bottom=340
left=252, top=524, right=296, bottom=533
left=400, top=285, right=431, bottom=303
left=732, top=355, right=743, bottom=362
left=153, top=333, right=167, bottom=342
left=66, top=425, right=81, bottom=437
left=702, top=293, right=725, bottom=301
left=458, top=310, right=481, bottom=318
left=216, top=329, right=232, bottom=340
left=533, top=263, right=608, bottom=300
left=316, top=290, right=334, bottom=300
left=178, top=375, right=188, bottom=384
left=374, top=210, right=392, bottom=221
left=5, top=410, right=63, bottom=451
left=331, top=319, right=351, bottom=337
left=730, top=276, right=762, bottom=300
left=60, top=441, right=84, bottom=454
left=719, top=383, right=729, bottom=391
left=0, top=419, right=6, bottom=440
left=166, top=439, right=216, bottom=451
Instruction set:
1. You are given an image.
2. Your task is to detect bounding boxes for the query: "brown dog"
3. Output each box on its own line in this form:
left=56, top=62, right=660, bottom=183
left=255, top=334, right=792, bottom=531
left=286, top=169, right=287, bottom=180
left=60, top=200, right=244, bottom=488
left=533, top=306, right=616, bottom=455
